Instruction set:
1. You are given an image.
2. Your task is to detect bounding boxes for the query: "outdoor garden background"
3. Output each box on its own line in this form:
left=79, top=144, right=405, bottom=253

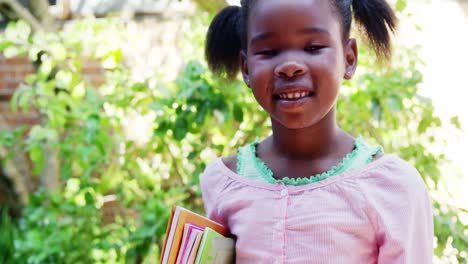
left=0, top=0, right=467, bottom=263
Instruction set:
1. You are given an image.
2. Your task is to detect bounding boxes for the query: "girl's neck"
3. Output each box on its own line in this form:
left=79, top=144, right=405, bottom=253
left=268, top=112, right=352, bottom=160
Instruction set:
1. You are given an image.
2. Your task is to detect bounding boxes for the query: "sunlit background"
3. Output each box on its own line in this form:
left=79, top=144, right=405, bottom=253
left=398, top=0, right=468, bottom=208
left=0, top=0, right=466, bottom=263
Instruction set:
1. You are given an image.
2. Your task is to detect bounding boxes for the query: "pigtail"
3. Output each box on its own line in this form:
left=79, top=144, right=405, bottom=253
left=351, top=0, right=397, bottom=61
left=205, top=6, right=242, bottom=79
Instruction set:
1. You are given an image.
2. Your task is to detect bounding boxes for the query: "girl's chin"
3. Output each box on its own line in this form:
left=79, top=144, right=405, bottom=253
left=272, top=117, right=318, bottom=130
left=275, top=96, right=313, bottom=113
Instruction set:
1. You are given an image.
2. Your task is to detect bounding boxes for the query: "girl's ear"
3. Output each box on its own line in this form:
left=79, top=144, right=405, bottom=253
left=344, top=38, right=358, bottom=80
left=240, top=50, right=251, bottom=87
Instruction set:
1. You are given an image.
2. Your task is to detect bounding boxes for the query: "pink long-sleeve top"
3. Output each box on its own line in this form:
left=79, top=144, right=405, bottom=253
left=200, top=154, right=433, bottom=263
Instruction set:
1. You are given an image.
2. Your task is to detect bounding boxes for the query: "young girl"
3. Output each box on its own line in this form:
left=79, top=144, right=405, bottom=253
left=200, top=0, right=433, bottom=263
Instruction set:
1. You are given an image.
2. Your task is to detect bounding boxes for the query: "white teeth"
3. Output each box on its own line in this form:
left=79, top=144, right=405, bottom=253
left=278, top=91, right=309, bottom=100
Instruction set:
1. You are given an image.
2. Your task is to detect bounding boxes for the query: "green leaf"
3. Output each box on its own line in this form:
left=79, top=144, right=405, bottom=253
left=72, top=82, right=86, bottom=99
left=55, top=70, right=73, bottom=89
left=187, top=150, right=199, bottom=160
left=388, top=96, right=402, bottom=112
left=3, top=46, right=20, bottom=58
left=149, top=102, right=166, bottom=112
left=10, top=89, right=20, bottom=113
left=28, top=47, right=42, bottom=61
left=84, top=191, right=94, bottom=206
left=233, top=104, right=244, bottom=123
left=131, top=83, right=147, bottom=92
left=15, top=20, right=31, bottom=41
left=38, top=58, right=54, bottom=80
left=25, top=74, right=37, bottom=85
left=450, top=116, right=461, bottom=129
left=0, top=40, right=13, bottom=52
left=5, top=20, right=30, bottom=43
left=30, top=145, right=45, bottom=176
left=173, top=118, right=188, bottom=140
left=18, top=87, right=34, bottom=112
left=395, top=0, right=407, bottom=12
left=195, top=105, right=207, bottom=124
left=101, top=50, right=122, bottom=69
left=49, top=43, right=67, bottom=61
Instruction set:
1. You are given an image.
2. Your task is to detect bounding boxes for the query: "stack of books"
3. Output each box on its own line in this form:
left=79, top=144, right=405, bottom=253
left=160, top=206, right=235, bottom=264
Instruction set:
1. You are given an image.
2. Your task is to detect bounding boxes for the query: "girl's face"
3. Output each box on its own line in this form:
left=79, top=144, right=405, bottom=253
left=241, top=0, right=357, bottom=129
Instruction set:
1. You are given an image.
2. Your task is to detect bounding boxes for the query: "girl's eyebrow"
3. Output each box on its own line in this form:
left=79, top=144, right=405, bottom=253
left=298, top=27, right=330, bottom=36
left=250, top=32, right=275, bottom=46
left=250, top=27, right=330, bottom=46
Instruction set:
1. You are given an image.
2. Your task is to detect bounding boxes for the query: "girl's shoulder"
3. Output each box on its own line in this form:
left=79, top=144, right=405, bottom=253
left=373, top=154, right=421, bottom=179
left=200, top=155, right=235, bottom=190
left=221, top=154, right=237, bottom=174
left=358, top=154, right=428, bottom=198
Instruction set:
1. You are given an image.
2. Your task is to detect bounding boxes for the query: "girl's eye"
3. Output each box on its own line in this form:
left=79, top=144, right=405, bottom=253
left=304, top=45, right=324, bottom=52
left=256, top=50, right=278, bottom=56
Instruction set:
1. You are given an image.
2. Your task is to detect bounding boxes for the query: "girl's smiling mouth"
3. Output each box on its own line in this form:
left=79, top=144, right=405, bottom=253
left=274, top=90, right=314, bottom=100
left=272, top=87, right=316, bottom=112
left=273, top=85, right=316, bottom=101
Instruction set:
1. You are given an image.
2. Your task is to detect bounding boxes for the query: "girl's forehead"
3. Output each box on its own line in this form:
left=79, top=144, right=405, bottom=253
left=250, top=0, right=333, bottom=15
left=248, top=0, right=339, bottom=35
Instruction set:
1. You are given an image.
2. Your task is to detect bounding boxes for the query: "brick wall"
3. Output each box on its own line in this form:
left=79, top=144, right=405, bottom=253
left=0, top=54, right=103, bottom=129
left=0, top=55, right=37, bottom=129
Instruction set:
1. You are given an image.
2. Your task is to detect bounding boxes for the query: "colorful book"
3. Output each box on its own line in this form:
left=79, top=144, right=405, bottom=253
left=177, top=225, right=204, bottom=264
left=186, top=232, right=203, bottom=264
left=194, top=227, right=235, bottom=264
left=160, top=206, right=230, bottom=264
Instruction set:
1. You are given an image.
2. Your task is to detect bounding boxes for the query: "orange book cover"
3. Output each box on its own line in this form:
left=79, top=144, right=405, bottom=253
left=160, top=206, right=229, bottom=264
left=160, top=206, right=177, bottom=262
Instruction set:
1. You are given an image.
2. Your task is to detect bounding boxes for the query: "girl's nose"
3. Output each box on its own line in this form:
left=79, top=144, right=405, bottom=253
left=274, top=61, right=308, bottom=78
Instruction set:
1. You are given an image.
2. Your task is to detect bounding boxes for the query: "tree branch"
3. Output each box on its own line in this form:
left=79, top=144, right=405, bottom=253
left=0, top=116, right=33, bottom=205
left=27, top=0, right=55, bottom=30
left=0, top=0, right=47, bottom=32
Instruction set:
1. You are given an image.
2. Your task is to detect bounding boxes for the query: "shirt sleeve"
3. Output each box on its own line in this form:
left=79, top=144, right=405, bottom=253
left=359, top=157, right=434, bottom=263
left=199, top=158, right=227, bottom=224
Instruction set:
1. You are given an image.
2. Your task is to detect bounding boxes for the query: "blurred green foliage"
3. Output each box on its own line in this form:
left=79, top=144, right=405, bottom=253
left=0, top=5, right=467, bottom=264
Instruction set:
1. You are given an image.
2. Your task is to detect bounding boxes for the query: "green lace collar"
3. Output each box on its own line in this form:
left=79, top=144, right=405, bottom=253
left=239, top=136, right=380, bottom=186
